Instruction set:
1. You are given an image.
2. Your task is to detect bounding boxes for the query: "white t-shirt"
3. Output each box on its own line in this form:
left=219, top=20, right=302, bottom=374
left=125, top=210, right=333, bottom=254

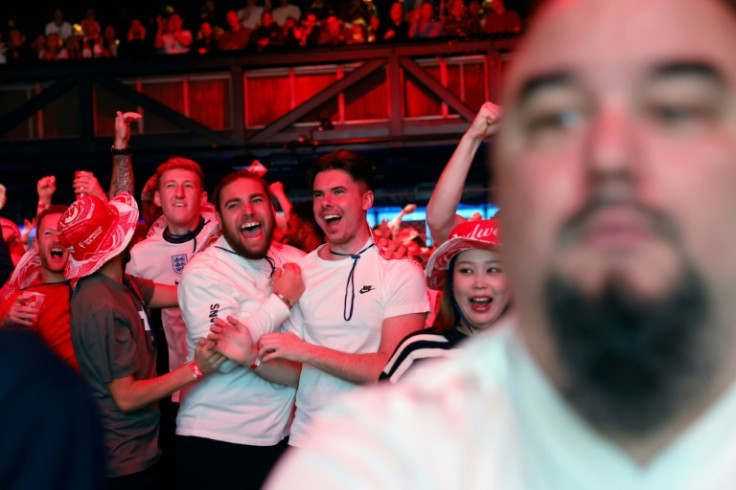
left=160, top=31, right=192, bottom=54
left=238, top=5, right=265, bottom=30
left=267, top=317, right=736, bottom=489
left=45, top=21, right=73, bottom=39
left=177, top=236, right=305, bottom=446
left=126, top=216, right=220, bottom=402
left=286, top=240, right=429, bottom=447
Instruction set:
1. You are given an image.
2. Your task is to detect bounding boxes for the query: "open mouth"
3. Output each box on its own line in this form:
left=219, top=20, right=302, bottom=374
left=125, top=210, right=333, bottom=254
left=240, top=221, right=262, bottom=238
left=50, top=247, right=64, bottom=258
left=323, top=214, right=341, bottom=225
left=469, top=296, right=493, bottom=312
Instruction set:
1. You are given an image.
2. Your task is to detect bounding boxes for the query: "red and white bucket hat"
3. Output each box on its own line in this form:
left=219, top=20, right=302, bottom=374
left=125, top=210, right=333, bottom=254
left=58, top=193, right=139, bottom=278
left=425, top=218, right=502, bottom=290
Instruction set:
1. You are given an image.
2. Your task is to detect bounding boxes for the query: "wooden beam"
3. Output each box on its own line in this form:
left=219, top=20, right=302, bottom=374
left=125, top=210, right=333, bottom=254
left=94, top=76, right=233, bottom=147
left=399, top=57, right=476, bottom=122
left=0, top=78, right=77, bottom=138
left=247, top=58, right=386, bottom=144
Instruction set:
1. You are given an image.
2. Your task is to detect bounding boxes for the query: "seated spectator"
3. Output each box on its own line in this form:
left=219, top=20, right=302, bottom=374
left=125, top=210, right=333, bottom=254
left=80, top=20, right=109, bottom=58
left=367, top=15, right=380, bottom=42
left=31, top=35, right=47, bottom=61
left=409, top=1, right=442, bottom=38
left=272, top=0, right=302, bottom=27
left=4, top=27, right=34, bottom=65
left=482, top=0, right=521, bottom=34
left=251, top=11, right=284, bottom=51
left=155, top=12, right=192, bottom=55
left=79, top=8, right=101, bottom=42
left=45, top=8, right=73, bottom=41
left=295, top=12, right=322, bottom=47
left=442, top=0, right=474, bottom=38
left=239, top=0, right=265, bottom=30
left=40, top=32, right=65, bottom=61
left=102, top=25, right=119, bottom=57
left=194, top=21, right=219, bottom=54
left=58, top=33, right=82, bottom=60
left=339, top=0, right=371, bottom=25
left=467, top=0, right=483, bottom=34
left=346, top=19, right=368, bottom=44
left=218, top=10, right=252, bottom=51
left=375, top=2, right=410, bottom=42
left=317, top=13, right=345, bottom=45
left=282, top=17, right=300, bottom=48
left=119, top=19, right=153, bottom=59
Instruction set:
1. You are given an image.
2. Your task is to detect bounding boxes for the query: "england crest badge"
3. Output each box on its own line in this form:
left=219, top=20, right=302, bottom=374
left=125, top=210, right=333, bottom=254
left=171, top=253, right=188, bottom=274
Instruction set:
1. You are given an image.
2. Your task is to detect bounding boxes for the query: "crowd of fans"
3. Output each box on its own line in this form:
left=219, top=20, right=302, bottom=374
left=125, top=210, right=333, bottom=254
left=0, top=0, right=521, bottom=63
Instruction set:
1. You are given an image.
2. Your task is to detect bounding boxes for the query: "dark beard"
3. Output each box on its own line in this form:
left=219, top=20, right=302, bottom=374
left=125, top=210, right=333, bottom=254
left=222, top=223, right=274, bottom=260
left=544, top=267, right=710, bottom=436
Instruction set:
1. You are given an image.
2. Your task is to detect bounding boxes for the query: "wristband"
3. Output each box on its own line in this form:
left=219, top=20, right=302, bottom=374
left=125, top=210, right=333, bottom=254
left=111, top=146, right=130, bottom=156
left=275, top=293, right=293, bottom=309
left=249, top=357, right=261, bottom=370
left=189, top=361, right=204, bottom=380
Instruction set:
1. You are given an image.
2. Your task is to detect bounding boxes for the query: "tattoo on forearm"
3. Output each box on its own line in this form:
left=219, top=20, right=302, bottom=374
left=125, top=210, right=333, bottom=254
left=111, top=155, right=134, bottom=197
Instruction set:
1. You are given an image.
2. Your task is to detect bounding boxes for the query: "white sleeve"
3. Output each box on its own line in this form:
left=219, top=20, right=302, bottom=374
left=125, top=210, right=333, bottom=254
left=383, top=260, right=431, bottom=319
left=179, top=261, right=292, bottom=371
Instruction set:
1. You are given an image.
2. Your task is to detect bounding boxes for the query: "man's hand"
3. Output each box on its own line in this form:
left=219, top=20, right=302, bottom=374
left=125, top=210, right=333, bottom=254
left=208, top=316, right=258, bottom=365
left=114, top=111, right=142, bottom=149
left=36, top=176, right=56, bottom=204
left=269, top=181, right=285, bottom=196
left=193, top=338, right=226, bottom=375
left=2, top=293, right=42, bottom=328
left=466, top=101, right=502, bottom=142
left=375, top=237, right=411, bottom=260
left=272, top=262, right=304, bottom=306
left=258, top=332, right=310, bottom=363
left=73, top=171, right=107, bottom=201
left=20, top=218, right=35, bottom=245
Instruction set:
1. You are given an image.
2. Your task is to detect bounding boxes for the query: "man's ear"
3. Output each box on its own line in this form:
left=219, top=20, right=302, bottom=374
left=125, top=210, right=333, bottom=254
left=200, top=191, right=208, bottom=207
left=362, top=190, right=374, bottom=211
left=153, top=190, right=161, bottom=208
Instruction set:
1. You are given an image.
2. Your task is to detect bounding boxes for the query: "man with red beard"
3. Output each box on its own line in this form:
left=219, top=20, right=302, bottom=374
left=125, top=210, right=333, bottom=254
left=176, top=169, right=305, bottom=490
left=0, top=205, right=79, bottom=370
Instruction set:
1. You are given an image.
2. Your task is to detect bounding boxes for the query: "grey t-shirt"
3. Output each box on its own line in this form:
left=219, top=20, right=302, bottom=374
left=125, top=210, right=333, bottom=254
left=70, top=272, right=158, bottom=478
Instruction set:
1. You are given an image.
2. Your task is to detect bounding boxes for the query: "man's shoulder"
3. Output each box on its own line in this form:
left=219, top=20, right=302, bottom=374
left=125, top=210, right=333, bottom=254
left=270, top=241, right=307, bottom=262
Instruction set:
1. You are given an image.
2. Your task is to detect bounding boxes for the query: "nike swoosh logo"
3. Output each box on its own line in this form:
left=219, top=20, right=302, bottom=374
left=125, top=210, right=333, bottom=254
left=359, top=285, right=374, bottom=294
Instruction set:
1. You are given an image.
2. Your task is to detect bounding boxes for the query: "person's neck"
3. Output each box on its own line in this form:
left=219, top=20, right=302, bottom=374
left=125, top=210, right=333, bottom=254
left=166, top=217, right=201, bottom=237
left=97, top=255, right=124, bottom=283
left=41, top=268, right=66, bottom=283
left=320, top=225, right=371, bottom=259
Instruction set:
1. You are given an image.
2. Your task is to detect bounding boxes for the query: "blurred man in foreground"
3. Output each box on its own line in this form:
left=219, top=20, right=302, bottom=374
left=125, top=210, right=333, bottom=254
left=265, top=0, right=736, bottom=487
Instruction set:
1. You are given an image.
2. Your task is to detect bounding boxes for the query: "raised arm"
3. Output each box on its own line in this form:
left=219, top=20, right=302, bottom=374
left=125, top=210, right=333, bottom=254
left=110, top=111, right=141, bottom=198
left=426, top=101, right=501, bottom=245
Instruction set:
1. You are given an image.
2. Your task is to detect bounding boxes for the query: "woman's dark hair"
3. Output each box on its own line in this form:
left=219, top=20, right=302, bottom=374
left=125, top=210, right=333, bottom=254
left=430, top=255, right=460, bottom=335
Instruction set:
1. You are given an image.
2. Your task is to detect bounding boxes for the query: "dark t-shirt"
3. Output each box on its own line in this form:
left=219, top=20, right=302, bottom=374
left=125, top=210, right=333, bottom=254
left=0, top=329, right=105, bottom=489
left=70, top=273, right=158, bottom=478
